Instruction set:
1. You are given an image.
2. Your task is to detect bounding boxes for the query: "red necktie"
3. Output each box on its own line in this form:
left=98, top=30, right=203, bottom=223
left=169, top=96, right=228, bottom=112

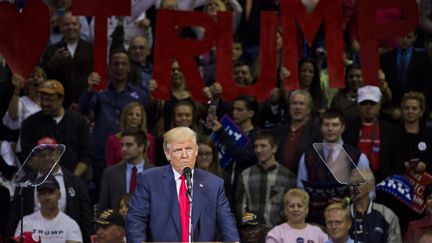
left=179, top=175, right=190, bottom=242
left=130, top=166, right=137, bottom=193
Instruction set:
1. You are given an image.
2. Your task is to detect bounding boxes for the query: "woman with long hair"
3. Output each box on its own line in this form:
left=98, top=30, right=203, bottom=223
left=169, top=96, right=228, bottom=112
left=105, top=101, right=155, bottom=166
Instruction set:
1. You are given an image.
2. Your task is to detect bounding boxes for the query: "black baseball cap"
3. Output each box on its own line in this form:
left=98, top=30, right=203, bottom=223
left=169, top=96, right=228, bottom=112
left=36, top=175, right=60, bottom=192
left=96, top=209, right=125, bottom=227
left=241, top=211, right=265, bottom=226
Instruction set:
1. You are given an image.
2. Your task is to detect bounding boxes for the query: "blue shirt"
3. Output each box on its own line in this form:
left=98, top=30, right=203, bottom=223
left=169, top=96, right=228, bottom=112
left=133, top=62, right=153, bottom=99
left=78, top=82, right=149, bottom=162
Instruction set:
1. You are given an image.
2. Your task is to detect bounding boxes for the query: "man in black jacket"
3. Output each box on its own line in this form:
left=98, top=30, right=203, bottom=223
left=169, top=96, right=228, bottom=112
left=42, top=11, right=93, bottom=108
left=20, top=80, right=92, bottom=178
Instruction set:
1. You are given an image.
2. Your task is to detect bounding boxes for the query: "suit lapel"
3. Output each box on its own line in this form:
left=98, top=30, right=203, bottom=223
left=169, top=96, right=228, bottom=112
left=162, top=166, right=181, bottom=236
left=192, top=170, right=204, bottom=234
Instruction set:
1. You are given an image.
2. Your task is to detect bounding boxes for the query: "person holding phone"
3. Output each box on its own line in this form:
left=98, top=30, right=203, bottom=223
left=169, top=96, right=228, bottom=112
left=42, top=11, right=93, bottom=109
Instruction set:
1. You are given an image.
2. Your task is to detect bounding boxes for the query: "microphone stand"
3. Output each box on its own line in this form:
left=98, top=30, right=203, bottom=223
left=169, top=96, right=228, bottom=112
left=187, top=187, right=193, bottom=243
left=16, top=181, right=31, bottom=243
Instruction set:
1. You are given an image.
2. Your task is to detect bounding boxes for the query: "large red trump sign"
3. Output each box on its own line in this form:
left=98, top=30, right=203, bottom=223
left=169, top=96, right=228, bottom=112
left=0, top=0, right=419, bottom=102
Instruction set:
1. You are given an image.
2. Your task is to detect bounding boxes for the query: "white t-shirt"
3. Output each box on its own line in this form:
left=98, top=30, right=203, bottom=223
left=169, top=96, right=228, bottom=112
left=15, top=210, right=82, bottom=243
left=266, top=223, right=328, bottom=243
left=2, top=96, right=41, bottom=130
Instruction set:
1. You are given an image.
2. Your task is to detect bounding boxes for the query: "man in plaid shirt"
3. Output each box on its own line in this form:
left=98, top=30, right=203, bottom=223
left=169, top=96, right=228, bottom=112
left=235, top=129, right=296, bottom=227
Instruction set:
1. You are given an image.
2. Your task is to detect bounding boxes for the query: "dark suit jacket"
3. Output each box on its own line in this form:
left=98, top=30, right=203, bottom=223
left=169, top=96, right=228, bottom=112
left=380, top=48, right=432, bottom=106
left=42, top=38, right=93, bottom=108
left=20, top=110, right=92, bottom=172
left=126, top=165, right=240, bottom=243
left=6, top=167, right=93, bottom=243
left=98, top=161, right=153, bottom=211
left=343, top=118, right=404, bottom=182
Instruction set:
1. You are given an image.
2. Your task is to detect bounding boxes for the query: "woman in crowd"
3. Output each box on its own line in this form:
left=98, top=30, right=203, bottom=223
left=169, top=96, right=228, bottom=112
left=297, top=58, right=324, bottom=114
left=171, top=100, right=199, bottom=131
left=382, top=91, right=432, bottom=234
left=3, top=67, right=47, bottom=153
left=105, top=101, right=155, bottom=166
left=266, top=188, right=328, bottom=243
left=160, top=60, right=195, bottom=133
left=400, top=91, right=432, bottom=174
left=3, top=67, right=47, bottom=131
left=197, top=135, right=224, bottom=177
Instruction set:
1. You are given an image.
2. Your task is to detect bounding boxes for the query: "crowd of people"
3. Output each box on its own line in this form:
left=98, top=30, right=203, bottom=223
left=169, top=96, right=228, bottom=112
left=1, top=0, right=432, bottom=242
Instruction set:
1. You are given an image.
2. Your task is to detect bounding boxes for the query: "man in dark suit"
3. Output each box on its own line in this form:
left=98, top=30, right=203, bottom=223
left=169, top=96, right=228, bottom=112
left=42, top=11, right=93, bottom=108
left=380, top=31, right=432, bottom=120
left=126, top=127, right=240, bottom=242
left=98, top=131, right=153, bottom=212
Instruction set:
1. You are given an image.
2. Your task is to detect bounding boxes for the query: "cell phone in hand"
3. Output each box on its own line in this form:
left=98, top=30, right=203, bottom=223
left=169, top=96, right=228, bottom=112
left=208, top=101, right=217, bottom=118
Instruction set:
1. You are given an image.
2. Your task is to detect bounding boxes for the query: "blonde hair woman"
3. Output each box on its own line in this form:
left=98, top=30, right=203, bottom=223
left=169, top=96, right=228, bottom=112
left=266, top=189, right=328, bottom=243
left=106, top=101, right=155, bottom=166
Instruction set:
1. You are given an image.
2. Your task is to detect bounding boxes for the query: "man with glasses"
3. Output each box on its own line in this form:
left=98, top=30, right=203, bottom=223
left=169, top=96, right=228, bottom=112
left=128, top=35, right=157, bottom=98
left=20, top=80, right=92, bottom=179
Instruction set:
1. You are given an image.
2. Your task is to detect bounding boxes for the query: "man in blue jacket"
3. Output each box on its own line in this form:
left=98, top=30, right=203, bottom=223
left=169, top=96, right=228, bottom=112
left=126, top=126, right=240, bottom=242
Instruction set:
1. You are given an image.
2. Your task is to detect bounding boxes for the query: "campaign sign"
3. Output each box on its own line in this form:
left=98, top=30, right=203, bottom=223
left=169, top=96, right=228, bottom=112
left=404, top=170, right=432, bottom=213
left=211, top=115, right=249, bottom=169
left=376, top=175, right=414, bottom=207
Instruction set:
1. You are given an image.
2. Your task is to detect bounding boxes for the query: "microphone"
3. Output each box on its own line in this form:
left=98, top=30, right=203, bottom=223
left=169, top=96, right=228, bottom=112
left=183, top=167, right=192, bottom=196
left=343, top=196, right=352, bottom=207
